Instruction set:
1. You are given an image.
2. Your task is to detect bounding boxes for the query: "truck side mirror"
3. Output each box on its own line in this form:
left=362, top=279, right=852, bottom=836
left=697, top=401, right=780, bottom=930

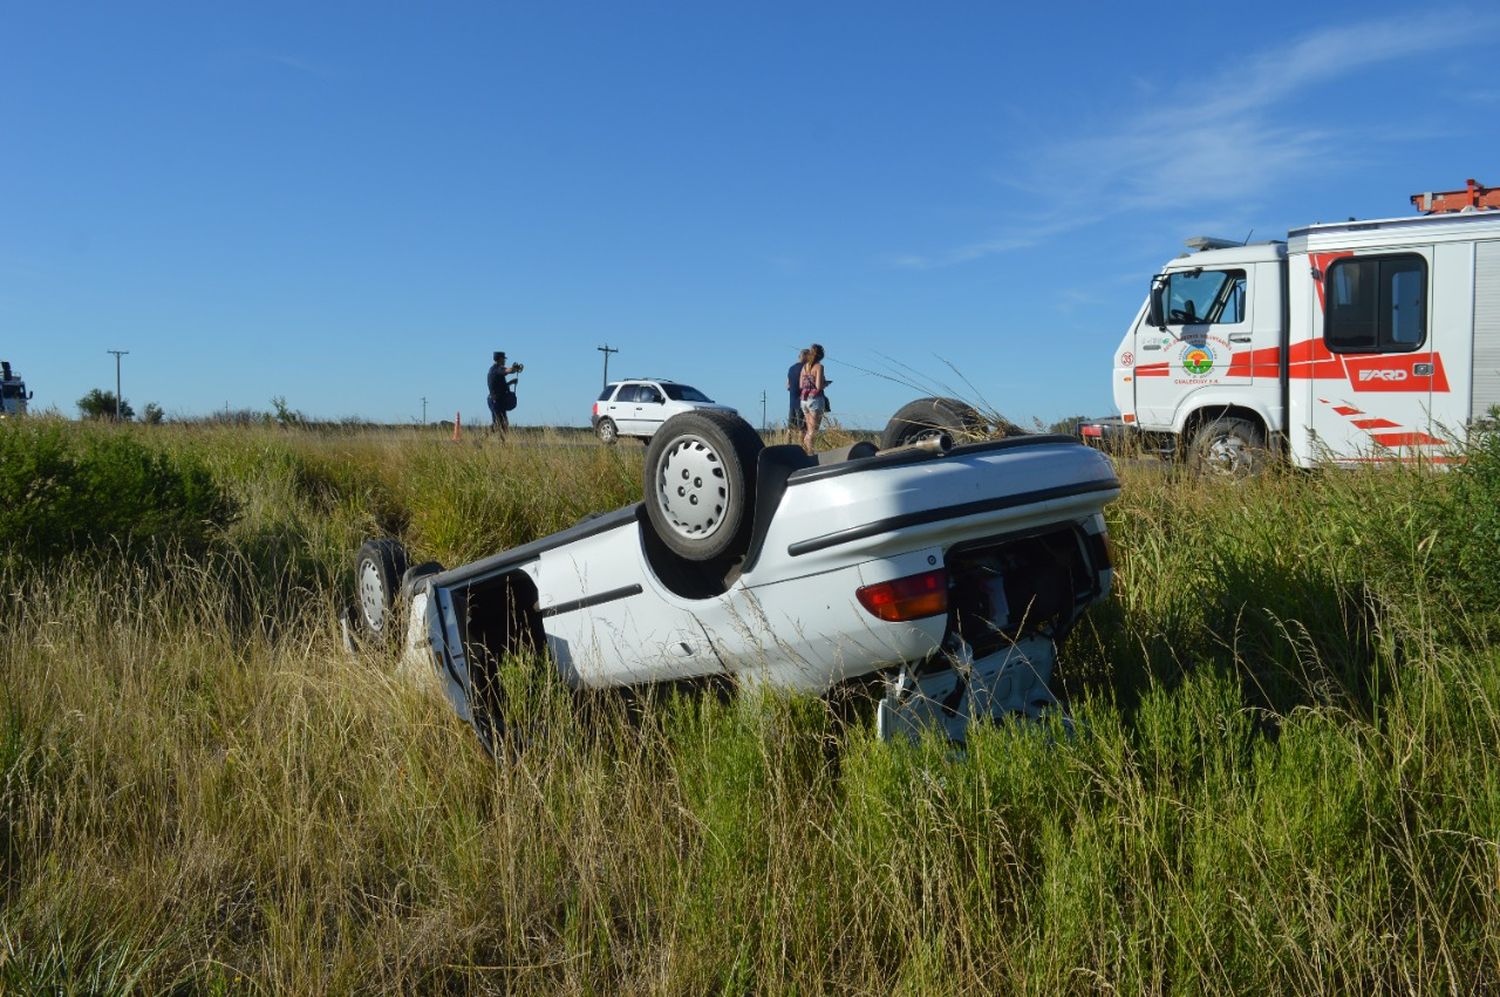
left=1148, top=277, right=1168, bottom=329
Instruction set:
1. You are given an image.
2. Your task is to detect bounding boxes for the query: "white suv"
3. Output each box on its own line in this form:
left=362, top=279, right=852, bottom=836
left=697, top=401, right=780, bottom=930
left=591, top=378, right=737, bottom=443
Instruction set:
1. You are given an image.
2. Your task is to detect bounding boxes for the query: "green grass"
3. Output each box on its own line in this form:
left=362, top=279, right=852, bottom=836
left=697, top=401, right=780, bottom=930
left=2, top=418, right=1499, bottom=992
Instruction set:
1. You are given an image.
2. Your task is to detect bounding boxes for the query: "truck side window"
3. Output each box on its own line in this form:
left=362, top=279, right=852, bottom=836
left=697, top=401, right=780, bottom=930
left=1165, top=269, right=1246, bottom=324
left=1324, top=254, right=1426, bottom=353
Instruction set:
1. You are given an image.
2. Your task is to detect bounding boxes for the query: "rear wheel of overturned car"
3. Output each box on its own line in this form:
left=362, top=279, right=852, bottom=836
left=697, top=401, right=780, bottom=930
left=595, top=417, right=618, bottom=445
left=1188, top=416, right=1268, bottom=478
left=879, top=396, right=987, bottom=451
left=644, top=410, right=763, bottom=562
left=355, top=538, right=408, bottom=638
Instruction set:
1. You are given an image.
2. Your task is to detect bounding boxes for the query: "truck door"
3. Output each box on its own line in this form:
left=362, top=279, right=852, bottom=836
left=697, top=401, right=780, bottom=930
left=1135, top=266, right=1252, bottom=428
left=1306, top=246, right=1442, bottom=462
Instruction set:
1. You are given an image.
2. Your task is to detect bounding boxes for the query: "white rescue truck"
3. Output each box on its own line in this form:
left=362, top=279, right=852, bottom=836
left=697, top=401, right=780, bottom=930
left=1112, top=178, right=1500, bottom=472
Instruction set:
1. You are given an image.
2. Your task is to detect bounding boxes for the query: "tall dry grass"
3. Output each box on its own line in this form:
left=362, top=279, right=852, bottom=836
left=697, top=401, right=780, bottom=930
left=2, top=420, right=1499, bottom=992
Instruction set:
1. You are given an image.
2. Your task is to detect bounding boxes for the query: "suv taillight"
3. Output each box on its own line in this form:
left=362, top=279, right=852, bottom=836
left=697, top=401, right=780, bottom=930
left=592, top=402, right=599, bottom=417
left=856, top=568, right=948, bottom=622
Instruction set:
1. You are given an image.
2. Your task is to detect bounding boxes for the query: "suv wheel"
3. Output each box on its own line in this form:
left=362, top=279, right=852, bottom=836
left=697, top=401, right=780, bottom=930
left=596, top=417, right=619, bottom=445
left=644, top=411, right=763, bottom=562
left=879, top=397, right=987, bottom=450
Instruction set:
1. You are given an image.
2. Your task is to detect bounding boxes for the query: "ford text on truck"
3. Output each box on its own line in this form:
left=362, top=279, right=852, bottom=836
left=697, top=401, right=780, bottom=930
left=1112, top=179, right=1500, bottom=472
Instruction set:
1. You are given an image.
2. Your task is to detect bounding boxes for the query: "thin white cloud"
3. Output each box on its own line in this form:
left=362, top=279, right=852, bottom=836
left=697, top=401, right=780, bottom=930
left=897, top=10, right=1500, bottom=268
left=246, top=51, right=337, bottom=79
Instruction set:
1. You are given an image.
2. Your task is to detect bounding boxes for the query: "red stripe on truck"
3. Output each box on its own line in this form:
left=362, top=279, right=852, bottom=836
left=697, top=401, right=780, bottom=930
left=1371, top=432, right=1447, bottom=448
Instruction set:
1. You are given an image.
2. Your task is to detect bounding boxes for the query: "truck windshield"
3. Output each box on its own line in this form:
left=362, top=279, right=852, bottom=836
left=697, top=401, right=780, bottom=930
left=1, top=384, right=20, bottom=399
left=1164, top=269, right=1246, bottom=324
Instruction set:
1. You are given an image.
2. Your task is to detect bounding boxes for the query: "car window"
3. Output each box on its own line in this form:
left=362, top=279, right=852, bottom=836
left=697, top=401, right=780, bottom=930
left=638, top=385, right=664, bottom=403
left=662, top=384, right=712, bottom=402
left=1325, top=254, right=1427, bottom=353
left=598, top=385, right=618, bottom=402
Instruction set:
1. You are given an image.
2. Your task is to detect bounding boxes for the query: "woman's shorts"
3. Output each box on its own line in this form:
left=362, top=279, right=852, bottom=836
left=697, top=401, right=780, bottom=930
left=800, top=396, right=826, bottom=414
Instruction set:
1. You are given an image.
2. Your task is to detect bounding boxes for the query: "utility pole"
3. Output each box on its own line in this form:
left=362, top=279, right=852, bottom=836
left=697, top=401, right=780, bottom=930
left=106, top=349, right=129, bottom=421
left=420, top=396, right=428, bottom=425
left=596, top=343, right=619, bottom=389
left=760, top=390, right=766, bottom=431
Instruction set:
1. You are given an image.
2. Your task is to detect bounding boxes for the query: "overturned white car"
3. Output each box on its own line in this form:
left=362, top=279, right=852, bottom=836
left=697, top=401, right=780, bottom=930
left=351, top=402, right=1119, bottom=749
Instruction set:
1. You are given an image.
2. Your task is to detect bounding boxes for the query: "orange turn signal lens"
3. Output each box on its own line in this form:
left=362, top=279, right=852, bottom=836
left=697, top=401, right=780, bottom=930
left=856, top=568, right=948, bottom=622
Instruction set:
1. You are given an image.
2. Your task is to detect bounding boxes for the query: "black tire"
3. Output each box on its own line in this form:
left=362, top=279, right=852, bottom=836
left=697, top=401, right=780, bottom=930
left=879, top=397, right=986, bottom=450
left=596, top=418, right=619, bottom=445
left=1189, top=417, right=1268, bottom=478
left=644, top=410, right=763, bottom=562
left=355, top=538, right=408, bottom=637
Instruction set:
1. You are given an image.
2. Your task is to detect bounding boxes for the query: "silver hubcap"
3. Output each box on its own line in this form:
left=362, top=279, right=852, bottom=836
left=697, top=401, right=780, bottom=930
left=1205, top=434, right=1253, bottom=476
left=359, top=559, right=387, bottom=632
left=654, top=434, right=730, bottom=540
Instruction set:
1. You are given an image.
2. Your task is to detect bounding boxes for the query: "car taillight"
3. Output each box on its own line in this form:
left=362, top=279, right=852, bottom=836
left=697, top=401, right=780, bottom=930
left=1081, top=423, right=1102, bottom=438
left=592, top=402, right=599, bottom=417
left=856, top=568, right=948, bottom=622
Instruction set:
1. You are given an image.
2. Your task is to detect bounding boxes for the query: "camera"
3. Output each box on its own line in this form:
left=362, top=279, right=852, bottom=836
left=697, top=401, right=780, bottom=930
left=511, top=361, right=524, bottom=373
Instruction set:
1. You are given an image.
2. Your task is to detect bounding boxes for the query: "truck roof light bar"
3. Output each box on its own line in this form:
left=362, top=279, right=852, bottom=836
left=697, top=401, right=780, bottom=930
left=1184, top=236, right=1243, bottom=251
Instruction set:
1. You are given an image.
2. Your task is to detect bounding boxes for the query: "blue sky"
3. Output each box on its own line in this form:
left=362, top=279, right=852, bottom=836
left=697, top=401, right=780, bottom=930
left=4, top=2, right=1499, bottom=429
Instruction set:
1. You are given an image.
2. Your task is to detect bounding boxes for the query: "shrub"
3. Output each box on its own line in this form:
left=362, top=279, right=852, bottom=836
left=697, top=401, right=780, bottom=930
left=1439, top=432, right=1500, bottom=611
left=0, top=422, right=235, bottom=563
left=76, top=388, right=133, bottom=421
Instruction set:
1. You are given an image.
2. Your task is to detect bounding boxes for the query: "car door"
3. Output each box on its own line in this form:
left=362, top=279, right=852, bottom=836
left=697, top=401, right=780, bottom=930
left=633, top=384, right=668, bottom=437
left=597, top=382, right=627, bottom=434
left=607, top=384, right=641, bottom=435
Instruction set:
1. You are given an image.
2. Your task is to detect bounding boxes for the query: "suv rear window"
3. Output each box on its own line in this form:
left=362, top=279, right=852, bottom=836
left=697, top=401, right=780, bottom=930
left=662, top=384, right=712, bottom=402
left=598, top=385, right=618, bottom=402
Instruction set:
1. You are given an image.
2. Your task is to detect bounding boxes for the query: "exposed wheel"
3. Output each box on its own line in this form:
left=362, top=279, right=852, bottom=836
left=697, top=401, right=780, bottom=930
left=1189, top=417, right=1268, bottom=478
left=596, top=418, right=618, bottom=445
left=355, top=538, right=408, bottom=637
left=879, top=397, right=986, bottom=450
left=644, top=410, right=763, bottom=562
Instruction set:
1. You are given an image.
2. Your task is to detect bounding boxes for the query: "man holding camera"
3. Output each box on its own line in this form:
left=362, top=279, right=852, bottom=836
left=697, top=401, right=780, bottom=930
left=486, top=351, right=523, bottom=438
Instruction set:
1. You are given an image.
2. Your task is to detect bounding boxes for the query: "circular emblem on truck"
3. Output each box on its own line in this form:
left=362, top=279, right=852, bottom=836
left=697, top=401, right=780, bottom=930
left=1120, top=351, right=1134, bottom=367
left=1180, top=344, right=1215, bottom=376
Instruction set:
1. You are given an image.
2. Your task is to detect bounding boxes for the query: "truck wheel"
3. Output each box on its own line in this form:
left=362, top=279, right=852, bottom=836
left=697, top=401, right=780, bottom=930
left=355, top=538, right=408, bottom=637
left=596, top=418, right=619, bottom=445
left=879, top=397, right=986, bottom=450
left=644, top=411, right=763, bottom=562
left=1189, top=417, right=1267, bottom=478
